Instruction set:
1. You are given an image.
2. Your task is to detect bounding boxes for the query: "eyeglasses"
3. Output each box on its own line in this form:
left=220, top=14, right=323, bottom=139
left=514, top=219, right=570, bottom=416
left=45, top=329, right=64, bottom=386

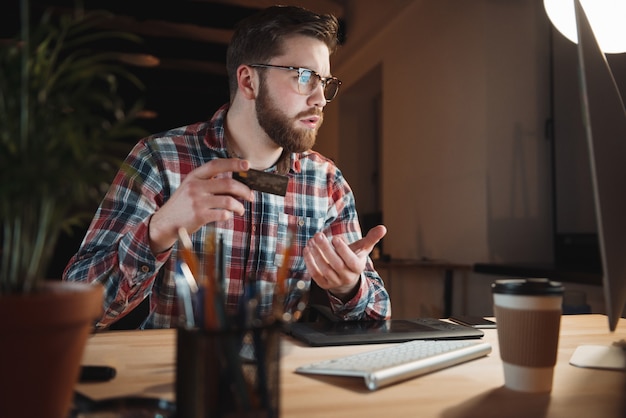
left=249, top=64, right=342, bottom=102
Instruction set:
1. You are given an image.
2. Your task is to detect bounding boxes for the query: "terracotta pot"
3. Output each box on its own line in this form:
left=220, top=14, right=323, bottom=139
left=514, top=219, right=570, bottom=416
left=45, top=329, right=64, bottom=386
left=0, top=281, right=103, bottom=418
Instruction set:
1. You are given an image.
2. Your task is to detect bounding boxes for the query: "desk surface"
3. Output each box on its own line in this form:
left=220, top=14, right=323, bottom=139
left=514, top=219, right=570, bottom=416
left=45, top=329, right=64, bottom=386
left=77, top=315, right=626, bottom=418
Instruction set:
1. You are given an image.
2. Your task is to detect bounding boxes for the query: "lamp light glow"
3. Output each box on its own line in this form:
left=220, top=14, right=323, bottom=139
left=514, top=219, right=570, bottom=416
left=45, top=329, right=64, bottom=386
left=544, top=0, right=626, bottom=54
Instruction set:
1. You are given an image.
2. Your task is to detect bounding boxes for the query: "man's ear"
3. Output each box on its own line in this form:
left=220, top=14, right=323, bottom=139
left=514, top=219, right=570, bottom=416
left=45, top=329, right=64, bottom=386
left=236, top=65, right=258, bottom=100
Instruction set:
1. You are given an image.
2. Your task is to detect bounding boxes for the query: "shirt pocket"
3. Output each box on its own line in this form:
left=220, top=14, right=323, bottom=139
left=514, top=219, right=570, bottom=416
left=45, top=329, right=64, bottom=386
left=275, top=212, right=325, bottom=271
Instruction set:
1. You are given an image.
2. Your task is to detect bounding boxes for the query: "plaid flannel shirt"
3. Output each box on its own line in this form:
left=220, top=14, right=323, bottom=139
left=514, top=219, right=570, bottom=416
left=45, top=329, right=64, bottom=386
left=63, top=104, right=391, bottom=328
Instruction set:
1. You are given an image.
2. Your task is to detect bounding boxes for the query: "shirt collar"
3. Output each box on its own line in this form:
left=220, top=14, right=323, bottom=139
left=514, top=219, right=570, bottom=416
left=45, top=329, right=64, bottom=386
left=204, top=103, right=302, bottom=174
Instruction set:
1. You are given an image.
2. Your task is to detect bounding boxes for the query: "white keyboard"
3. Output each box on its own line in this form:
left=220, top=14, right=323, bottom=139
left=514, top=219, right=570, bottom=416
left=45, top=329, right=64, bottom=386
left=296, top=339, right=492, bottom=390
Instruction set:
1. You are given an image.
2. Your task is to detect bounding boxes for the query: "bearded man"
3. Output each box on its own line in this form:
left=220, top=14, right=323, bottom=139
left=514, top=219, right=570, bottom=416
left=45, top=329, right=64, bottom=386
left=64, top=5, right=390, bottom=329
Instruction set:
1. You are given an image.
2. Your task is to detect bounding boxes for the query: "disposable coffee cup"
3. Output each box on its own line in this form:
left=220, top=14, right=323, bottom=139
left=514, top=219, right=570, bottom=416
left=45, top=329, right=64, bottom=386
left=492, top=278, right=564, bottom=393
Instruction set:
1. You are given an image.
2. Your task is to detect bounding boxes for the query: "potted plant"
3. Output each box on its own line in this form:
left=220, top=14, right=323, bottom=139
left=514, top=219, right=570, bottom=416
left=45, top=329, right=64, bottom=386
left=0, top=2, right=147, bottom=417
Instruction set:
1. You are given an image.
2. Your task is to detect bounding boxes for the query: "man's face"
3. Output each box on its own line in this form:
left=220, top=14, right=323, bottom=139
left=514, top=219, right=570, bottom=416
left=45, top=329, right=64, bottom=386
left=254, top=35, right=331, bottom=153
left=255, top=76, right=323, bottom=153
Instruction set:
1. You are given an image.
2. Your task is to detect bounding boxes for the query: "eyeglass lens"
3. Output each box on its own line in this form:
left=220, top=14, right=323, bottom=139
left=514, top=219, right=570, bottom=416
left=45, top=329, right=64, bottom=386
left=297, top=69, right=340, bottom=101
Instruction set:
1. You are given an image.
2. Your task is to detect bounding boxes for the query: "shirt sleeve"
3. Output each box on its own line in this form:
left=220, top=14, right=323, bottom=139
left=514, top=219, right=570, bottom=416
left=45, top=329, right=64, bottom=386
left=62, top=139, right=171, bottom=327
left=322, top=167, right=392, bottom=321
left=326, top=268, right=391, bottom=321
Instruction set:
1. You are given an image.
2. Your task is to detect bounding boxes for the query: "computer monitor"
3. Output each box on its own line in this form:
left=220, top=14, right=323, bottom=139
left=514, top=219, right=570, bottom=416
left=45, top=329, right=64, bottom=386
left=568, top=0, right=626, bottom=371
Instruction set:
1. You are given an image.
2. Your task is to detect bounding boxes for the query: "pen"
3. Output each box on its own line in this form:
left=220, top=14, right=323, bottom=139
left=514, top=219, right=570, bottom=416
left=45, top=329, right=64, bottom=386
left=217, top=233, right=226, bottom=296
left=216, top=233, right=230, bottom=328
left=79, top=365, right=116, bottom=383
left=178, top=227, right=200, bottom=280
left=180, top=260, right=199, bottom=294
left=175, top=261, right=196, bottom=328
left=273, top=227, right=295, bottom=322
left=203, top=228, right=230, bottom=330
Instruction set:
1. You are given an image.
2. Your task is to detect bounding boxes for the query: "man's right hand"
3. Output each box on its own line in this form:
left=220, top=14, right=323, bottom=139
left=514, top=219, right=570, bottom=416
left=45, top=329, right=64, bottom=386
left=148, top=158, right=254, bottom=253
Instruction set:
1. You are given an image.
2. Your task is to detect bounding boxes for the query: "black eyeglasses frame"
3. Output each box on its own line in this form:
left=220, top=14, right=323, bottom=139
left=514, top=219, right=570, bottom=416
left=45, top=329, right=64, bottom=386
left=248, top=64, right=342, bottom=102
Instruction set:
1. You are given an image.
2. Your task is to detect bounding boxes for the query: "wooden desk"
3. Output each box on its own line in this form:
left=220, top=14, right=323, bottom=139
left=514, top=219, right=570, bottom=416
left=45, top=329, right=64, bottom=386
left=77, top=315, right=626, bottom=417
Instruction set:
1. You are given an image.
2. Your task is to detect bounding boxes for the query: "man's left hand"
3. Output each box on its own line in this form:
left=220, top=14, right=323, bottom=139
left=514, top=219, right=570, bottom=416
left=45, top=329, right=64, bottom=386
left=304, top=225, right=387, bottom=300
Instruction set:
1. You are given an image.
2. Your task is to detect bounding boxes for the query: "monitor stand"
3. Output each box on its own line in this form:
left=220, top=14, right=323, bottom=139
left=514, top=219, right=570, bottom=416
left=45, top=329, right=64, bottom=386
left=569, top=342, right=626, bottom=371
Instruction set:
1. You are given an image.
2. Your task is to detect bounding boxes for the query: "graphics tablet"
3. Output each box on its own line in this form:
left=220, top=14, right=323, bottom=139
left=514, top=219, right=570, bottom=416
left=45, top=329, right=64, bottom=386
left=287, top=318, right=484, bottom=347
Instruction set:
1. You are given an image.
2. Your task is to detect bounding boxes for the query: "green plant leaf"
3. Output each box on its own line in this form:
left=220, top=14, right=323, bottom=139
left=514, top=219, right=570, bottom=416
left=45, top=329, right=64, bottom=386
left=0, top=3, right=148, bottom=292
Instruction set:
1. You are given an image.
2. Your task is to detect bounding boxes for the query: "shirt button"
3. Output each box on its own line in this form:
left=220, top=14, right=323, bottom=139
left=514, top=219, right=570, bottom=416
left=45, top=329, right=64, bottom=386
left=298, top=218, right=305, bottom=227
left=252, top=225, right=257, bottom=232
left=141, top=265, right=150, bottom=273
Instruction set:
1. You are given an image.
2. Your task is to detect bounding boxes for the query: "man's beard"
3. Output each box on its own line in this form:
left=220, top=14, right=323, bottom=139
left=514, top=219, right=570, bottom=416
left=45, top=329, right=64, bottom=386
left=255, top=79, right=323, bottom=153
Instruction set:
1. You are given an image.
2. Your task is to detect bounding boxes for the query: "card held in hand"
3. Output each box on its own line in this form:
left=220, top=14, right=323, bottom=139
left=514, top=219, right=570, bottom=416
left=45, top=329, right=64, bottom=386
left=233, top=169, right=289, bottom=196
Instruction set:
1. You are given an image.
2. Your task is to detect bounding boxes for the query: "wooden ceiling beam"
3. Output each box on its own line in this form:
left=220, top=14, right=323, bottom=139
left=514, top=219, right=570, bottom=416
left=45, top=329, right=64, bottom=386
left=197, top=0, right=345, bottom=18
left=98, top=15, right=234, bottom=45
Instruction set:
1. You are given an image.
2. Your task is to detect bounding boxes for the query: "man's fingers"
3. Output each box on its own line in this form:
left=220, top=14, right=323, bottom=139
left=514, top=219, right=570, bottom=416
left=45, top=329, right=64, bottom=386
left=363, top=225, right=387, bottom=247
left=193, top=158, right=250, bottom=180
left=185, top=158, right=254, bottom=202
left=349, top=225, right=387, bottom=254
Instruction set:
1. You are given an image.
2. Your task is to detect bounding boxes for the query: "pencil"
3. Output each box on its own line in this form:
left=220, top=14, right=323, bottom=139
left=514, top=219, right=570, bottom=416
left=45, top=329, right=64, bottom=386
left=276, top=228, right=295, bottom=297
left=203, top=228, right=219, bottom=330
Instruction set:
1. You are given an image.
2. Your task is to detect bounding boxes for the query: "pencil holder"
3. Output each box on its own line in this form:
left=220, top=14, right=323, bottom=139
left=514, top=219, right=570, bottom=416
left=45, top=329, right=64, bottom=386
left=176, top=324, right=281, bottom=418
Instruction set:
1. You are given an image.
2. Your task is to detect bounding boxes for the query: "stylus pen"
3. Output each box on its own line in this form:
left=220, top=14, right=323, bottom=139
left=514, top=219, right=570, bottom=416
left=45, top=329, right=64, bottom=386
left=79, top=365, right=117, bottom=383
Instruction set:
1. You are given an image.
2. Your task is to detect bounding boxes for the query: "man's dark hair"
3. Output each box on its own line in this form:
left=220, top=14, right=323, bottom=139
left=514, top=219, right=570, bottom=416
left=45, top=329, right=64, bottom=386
left=226, top=5, right=339, bottom=100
